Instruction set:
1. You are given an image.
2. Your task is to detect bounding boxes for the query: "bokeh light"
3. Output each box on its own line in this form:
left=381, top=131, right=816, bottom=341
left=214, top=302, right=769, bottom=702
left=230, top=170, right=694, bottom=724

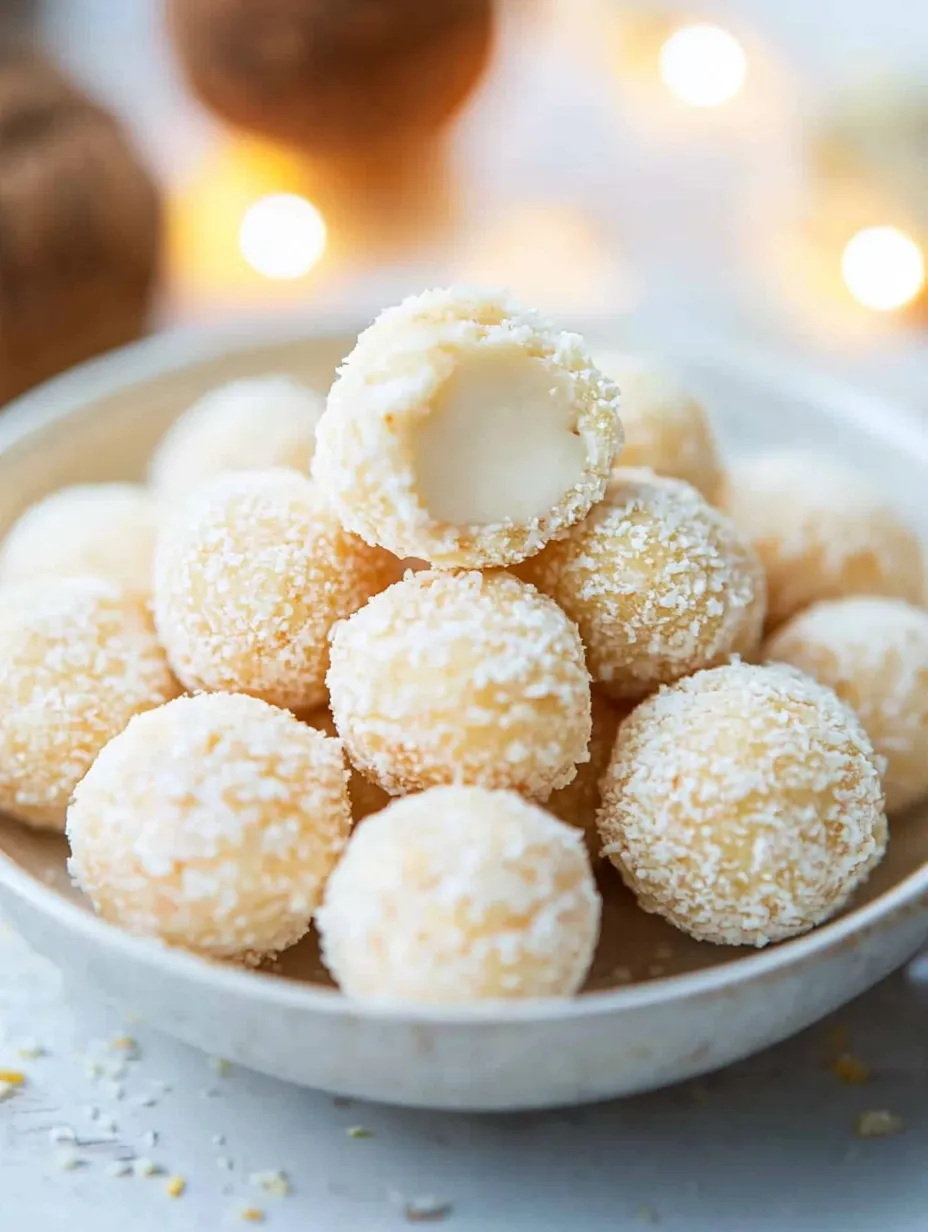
left=841, top=225, right=925, bottom=312
left=659, top=25, right=747, bottom=108
left=239, top=194, right=328, bottom=281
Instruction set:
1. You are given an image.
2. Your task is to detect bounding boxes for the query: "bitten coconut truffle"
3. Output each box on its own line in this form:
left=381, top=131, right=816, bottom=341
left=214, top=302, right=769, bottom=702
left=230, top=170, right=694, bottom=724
left=518, top=469, right=766, bottom=702
left=318, top=786, right=601, bottom=1002
left=0, top=577, right=178, bottom=830
left=766, top=597, right=928, bottom=814
left=327, top=570, right=592, bottom=799
left=313, top=287, right=622, bottom=568
left=149, top=376, right=324, bottom=497
left=67, top=693, right=351, bottom=963
left=546, top=693, right=625, bottom=853
left=597, top=663, right=887, bottom=947
left=595, top=352, right=722, bottom=501
left=0, top=484, right=159, bottom=596
left=721, top=452, right=924, bottom=628
left=153, top=468, right=398, bottom=711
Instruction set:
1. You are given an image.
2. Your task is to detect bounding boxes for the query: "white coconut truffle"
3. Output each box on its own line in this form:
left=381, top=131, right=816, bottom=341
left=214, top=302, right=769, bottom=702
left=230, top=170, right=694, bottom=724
left=318, top=786, right=601, bottom=1002
left=313, top=286, right=622, bottom=568
left=595, top=352, right=722, bottom=500
left=518, top=469, right=766, bottom=701
left=327, top=569, right=592, bottom=800
left=766, top=596, right=928, bottom=814
left=153, top=468, right=399, bottom=712
left=149, top=375, right=324, bottom=497
left=0, top=577, right=179, bottom=830
left=720, top=452, right=924, bottom=629
left=0, top=484, right=159, bottom=596
left=68, top=693, right=351, bottom=963
left=597, top=663, right=887, bottom=947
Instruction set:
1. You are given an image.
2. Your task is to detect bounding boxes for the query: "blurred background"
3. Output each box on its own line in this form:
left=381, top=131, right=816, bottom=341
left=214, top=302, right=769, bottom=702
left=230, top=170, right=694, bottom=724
left=4, top=0, right=928, bottom=405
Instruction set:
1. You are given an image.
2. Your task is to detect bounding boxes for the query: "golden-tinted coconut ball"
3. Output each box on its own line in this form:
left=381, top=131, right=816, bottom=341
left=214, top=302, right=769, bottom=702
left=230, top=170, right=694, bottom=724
left=546, top=693, right=625, bottom=853
left=0, top=52, right=160, bottom=403
left=721, top=452, right=924, bottom=629
left=318, top=786, right=601, bottom=1002
left=0, top=484, right=159, bottom=596
left=67, top=693, right=351, bottom=963
left=166, top=0, right=493, bottom=156
left=314, top=287, right=622, bottom=568
left=598, top=663, right=887, bottom=947
left=153, top=468, right=399, bottom=712
left=595, top=351, right=722, bottom=501
left=149, top=376, right=324, bottom=498
left=302, top=704, right=391, bottom=823
left=327, top=570, right=592, bottom=800
left=766, top=597, right=928, bottom=814
left=518, top=469, right=766, bottom=702
left=0, top=577, right=178, bottom=830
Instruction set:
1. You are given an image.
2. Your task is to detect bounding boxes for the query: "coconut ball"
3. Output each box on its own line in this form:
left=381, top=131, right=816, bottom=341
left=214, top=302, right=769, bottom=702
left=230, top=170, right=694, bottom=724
left=153, top=468, right=399, bottom=712
left=313, top=286, right=621, bottom=568
left=598, top=662, right=887, bottom=947
left=720, top=452, right=924, bottom=629
left=302, top=705, right=391, bottom=823
left=327, top=569, right=591, bottom=799
left=318, top=786, right=601, bottom=1002
left=595, top=351, right=722, bottom=501
left=0, top=484, right=159, bottom=596
left=149, top=376, right=324, bottom=498
left=0, top=577, right=178, bottom=830
left=518, top=469, right=766, bottom=702
left=546, top=693, right=625, bottom=853
left=67, top=692, right=351, bottom=963
left=766, top=596, right=928, bottom=814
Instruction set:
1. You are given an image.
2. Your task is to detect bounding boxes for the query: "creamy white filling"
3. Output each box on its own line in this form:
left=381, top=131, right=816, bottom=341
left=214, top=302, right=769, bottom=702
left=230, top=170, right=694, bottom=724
left=412, top=346, right=587, bottom=527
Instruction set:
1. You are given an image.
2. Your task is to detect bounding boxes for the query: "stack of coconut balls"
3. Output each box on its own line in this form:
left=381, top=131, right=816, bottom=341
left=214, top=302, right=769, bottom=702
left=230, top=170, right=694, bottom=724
left=0, top=286, right=925, bottom=1005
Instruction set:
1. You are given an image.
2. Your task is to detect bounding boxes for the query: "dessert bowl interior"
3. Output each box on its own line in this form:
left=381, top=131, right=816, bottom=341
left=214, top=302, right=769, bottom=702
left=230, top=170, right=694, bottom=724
left=0, top=318, right=926, bottom=1111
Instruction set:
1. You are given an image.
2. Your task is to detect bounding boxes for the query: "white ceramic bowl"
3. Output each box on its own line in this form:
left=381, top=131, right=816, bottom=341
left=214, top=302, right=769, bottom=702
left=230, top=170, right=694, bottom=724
left=0, top=320, right=926, bottom=1112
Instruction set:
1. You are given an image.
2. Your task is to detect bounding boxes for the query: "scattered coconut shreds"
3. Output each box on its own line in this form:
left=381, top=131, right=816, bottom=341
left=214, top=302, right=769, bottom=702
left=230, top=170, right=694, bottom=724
left=0, top=1082, right=18, bottom=1103
left=217, top=1156, right=234, bottom=1172
left=237, top=1207, right=264, bottom=1224
left=85, top=1105, right=100, bottom=1123
left=855, top=1110, right=905, bottom=1138
left=98, top=1117, right=118, bottom=1135
left=208, top=1056, right=230, bottom=1076
left=133, top=1157, right=162, bottom=1178
left=55, top=1149, right=82, bottom=1171
left=249, top=1170, right=290, bottom=1198
left=106, top=1161, right=133, bottom=1179
left=132, top=1093, right=157, bottom=1108
left=347, top=1125, right=373, bottom=1139
left=166, top=1175, right=186, bottom=1199
left=831, top=1053, right=871, bottom=1086
left=0, top=1069, right=25, bottom=1086
left=17, top=1041, right=45, bottom=1060
left=49, top=1126, right=77, bottom=1145
left=142, top=1130, right=158, bottom=1148
left=401, top=1196, right=454, bottom=1224
left=111, top=1036, right=138, bottom=1055
left=212, top=1133, right=226, bottom=1147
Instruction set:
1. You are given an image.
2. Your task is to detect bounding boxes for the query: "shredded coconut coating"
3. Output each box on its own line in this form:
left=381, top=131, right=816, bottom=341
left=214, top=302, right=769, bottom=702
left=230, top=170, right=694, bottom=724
left=595, top=352, right=723, bottom=501
left=313, top=286, right=621, bottom=568
left=302, top=705, right=391, bottom=823
left=149, top=376, right=324, bottom=498
left=597, top=662, right=888, bottom=947
left=546, top=693, right=625, bottom=853
left=0, top=577, right=179, bottom=830
left=0, top=484, right=159, bottom=597
left=517, top=468, right=766, bottom=701
left=720, top=452, right=925, bottom=629
left=318, top=786, right=601, bottom=1002
left=327, top=570, right=592, bottom=800
left=766, top=597, right=928, bottom=814
left=153, top=469, right=399, bottom=712
left=67, top=693, right=351, bottom=963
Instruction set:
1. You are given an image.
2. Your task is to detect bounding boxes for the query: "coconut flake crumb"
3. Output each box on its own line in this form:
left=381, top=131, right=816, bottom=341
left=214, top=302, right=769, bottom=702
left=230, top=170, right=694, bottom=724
left=347, top=1126, right=373, bottom=1139
left=831, top=1053, right=871, bottom=1086
left=855, top=1110, right=904, bottom=1138
left=249, top=1170, right=290, bottom=1197
left=166, top=1175, right=186, bottom=1199
left=133, top=1157, right=161, bottom=1178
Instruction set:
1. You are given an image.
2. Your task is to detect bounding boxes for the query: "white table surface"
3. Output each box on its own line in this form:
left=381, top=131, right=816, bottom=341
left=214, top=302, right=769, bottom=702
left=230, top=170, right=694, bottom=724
left=2, top=918, right=928, bottom=1232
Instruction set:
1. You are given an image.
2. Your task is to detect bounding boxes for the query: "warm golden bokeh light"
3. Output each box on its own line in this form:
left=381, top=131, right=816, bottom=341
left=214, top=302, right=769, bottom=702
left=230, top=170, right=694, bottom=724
left=239, top=193, right=328, bottom=281
left=841, top=225, right=925, bottom=312
left=659, top=24, right=747, bottom=108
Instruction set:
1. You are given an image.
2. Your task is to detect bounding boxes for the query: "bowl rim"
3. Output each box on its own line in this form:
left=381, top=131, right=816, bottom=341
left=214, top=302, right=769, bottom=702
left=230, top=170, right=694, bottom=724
left=0, top=314, right=927, bottom=1026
